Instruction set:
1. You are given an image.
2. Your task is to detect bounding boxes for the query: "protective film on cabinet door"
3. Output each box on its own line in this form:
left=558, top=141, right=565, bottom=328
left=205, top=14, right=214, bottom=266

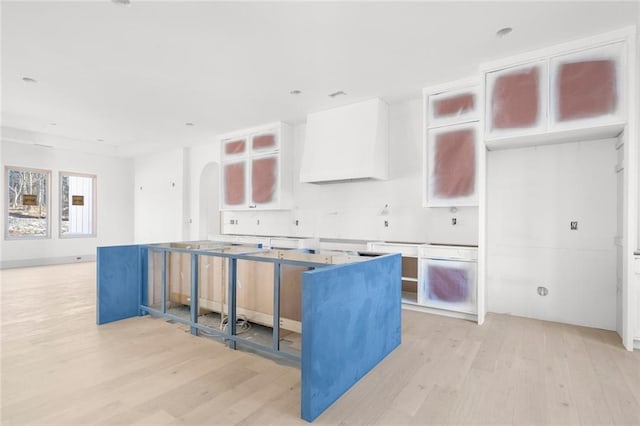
left=427, top=123, right=478, bottom=207
left=251, top=155, right=277, bottom=205
left=428, top=86, right=479, bottom=128
left=486, top=61, right=547, bottom=137
left=420, top=258, right=477, bottom=314
left=550, top=42, right=624, bottom=127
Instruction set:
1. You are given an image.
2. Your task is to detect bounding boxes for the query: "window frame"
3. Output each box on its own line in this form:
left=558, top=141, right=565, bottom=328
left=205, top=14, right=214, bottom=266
left=5, top=166, right=52, bottom=240
left=58, top=171, right=97, bottom=239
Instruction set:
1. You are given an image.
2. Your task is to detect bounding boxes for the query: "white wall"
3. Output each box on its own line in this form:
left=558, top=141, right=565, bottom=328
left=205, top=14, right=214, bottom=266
left=1, top=141, right=133, bottom=268
left=637, top=17, right=640, bottom=250
left=186, top=143, right=220, bottom=241
left=133, top=148, right=187, bottom=243
left=218, top=99, right=479, bottom=245
left=487, top=139, right=618, bottom=330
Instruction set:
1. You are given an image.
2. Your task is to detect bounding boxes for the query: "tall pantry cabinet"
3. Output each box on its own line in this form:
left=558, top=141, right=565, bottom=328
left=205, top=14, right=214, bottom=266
left=479, top=27, right=637, bottom=349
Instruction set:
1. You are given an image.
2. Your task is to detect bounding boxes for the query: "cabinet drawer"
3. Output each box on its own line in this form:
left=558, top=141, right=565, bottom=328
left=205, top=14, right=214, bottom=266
left=367, top=242, right=420, bottom=257
left=419, top=245, right=478, bottom=261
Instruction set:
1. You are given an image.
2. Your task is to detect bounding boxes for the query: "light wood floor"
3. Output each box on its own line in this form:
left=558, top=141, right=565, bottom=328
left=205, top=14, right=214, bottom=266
left=2, top=262, right=639, bottom=425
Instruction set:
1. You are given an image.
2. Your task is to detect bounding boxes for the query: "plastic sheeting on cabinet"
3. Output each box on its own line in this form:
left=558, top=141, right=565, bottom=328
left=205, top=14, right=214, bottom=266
left=419, top=258, right=477, bottom=314
left=486, top=60, right=548, bottom=139
left=550, top=42, right=625, bottom=128
left=427, top=84, right=479, bottom=128
left=425, top=122, right=479, bottom=207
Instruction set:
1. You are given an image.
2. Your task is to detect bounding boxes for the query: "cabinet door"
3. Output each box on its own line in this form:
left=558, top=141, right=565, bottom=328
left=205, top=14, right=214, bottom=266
left=550, top=42, right=624, bottom=129
left=223, top=137, right=247, bottom=157
left=486, top=60, right=547, bottom=139
left=251, top=131, right=278, bottom=153
left=251, top=154, right=279, bottom=207
left=427, top=86, right=479, bottom=128
left=222, top=160, right=247, bottom=209
left=425, top=122, right=479, bottom=207
left=418, top=258, right=477, bottom=314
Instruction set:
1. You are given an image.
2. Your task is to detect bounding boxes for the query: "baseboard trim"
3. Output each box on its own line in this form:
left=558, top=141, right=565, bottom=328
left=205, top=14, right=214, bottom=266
left=0, top=255, right=96, bottom=269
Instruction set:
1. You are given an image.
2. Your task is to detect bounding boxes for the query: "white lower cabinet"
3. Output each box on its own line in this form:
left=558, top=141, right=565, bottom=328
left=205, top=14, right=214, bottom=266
left=418, top=245, right=478, bottom=316
left=367, top=242, right=479, bottom=317
left=367, top=242, right=420, bottom=304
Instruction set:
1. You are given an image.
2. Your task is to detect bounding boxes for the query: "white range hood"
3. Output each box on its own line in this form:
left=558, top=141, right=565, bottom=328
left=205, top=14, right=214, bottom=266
left=300, top=98, right=389, bottom=183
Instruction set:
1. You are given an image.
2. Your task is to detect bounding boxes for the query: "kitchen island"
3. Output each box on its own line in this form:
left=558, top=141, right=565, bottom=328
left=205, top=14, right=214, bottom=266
left=96, top=241, right=401, bottom=422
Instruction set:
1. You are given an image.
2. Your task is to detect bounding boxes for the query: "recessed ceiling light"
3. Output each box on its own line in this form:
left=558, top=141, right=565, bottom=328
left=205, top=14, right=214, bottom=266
left=185, top=122, right=195, bottom=126
left=290, top=90, right=302, bottom=95
left=96, top=138, right=104, bottom=142
left=111, top=0, right=131, bottom=6
left=22, top=77, right=37, bottom=83
left=496, top=27, right=513, bottom=38
left=328, top=91, right=347, bottom=98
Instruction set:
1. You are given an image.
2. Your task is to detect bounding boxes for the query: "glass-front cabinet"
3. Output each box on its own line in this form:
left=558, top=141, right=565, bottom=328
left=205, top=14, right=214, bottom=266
left=220, top=123, right=292, bottom=210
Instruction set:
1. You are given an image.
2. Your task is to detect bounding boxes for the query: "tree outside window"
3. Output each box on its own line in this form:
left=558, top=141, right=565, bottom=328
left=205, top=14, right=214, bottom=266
left=6, top=167, right=50, bottom=239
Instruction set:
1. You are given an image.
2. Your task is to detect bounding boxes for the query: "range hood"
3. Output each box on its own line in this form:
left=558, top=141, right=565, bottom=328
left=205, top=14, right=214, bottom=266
left=300, top=98, right=389, bottom=183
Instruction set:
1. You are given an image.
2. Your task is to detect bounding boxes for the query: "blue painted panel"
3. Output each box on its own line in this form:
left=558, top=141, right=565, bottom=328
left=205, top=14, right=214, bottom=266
left=97, top=245, right=144, bottom=325
left=301, top=254, right=401, bottom=422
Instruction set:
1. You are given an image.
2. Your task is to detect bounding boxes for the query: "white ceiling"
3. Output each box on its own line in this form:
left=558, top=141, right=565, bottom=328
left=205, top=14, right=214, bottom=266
left=2, top=1, right=638, bottom=156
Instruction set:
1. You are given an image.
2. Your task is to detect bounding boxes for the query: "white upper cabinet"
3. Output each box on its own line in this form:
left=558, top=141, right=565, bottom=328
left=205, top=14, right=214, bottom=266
left=485, top=60, right=548, bottom=140
left=482, top=28, right=631, bottom=149
left=425, top=122, right=480, bottom=207
left=220, top=122, right=292, bottom=211
left=426, top=83, right=480, bottom=128
left=549, top=42, right=625, bottom=130
left=423, top=79, right=480, bottom=207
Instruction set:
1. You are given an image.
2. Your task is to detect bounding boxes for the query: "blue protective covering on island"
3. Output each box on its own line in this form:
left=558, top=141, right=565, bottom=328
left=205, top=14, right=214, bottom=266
left=301, top=253, right=402, bottom=422
left=96, top=245, right=147, bottom=325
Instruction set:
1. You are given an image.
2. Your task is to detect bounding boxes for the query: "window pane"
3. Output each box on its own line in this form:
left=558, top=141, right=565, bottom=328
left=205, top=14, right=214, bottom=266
left=6, top=168, right=50, bottom=238
left=60, top=173, right=96, bottom=236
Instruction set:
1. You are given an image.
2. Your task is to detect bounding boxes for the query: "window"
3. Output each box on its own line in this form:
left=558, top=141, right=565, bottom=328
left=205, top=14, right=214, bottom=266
left=6, top=167, right=51, bottom=239
left=60, top=172, right=96, bottom=237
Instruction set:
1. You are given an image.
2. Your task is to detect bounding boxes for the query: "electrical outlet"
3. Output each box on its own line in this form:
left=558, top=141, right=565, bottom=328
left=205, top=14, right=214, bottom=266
left=384, top=220, right=389, bottom=228
left=256, top=219, right=260, bottom=225
left=452, top=218, right=457, bottom=225
left=570, top=221, right=578, bottom=230
left=537, top=286, right=549, bottom=296
left=295, top=219, right=299, bottom=226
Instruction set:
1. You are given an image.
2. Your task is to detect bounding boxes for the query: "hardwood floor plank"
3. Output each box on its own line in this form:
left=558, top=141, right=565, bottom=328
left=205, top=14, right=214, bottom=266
left=2, top=262, right=639, bottom=425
